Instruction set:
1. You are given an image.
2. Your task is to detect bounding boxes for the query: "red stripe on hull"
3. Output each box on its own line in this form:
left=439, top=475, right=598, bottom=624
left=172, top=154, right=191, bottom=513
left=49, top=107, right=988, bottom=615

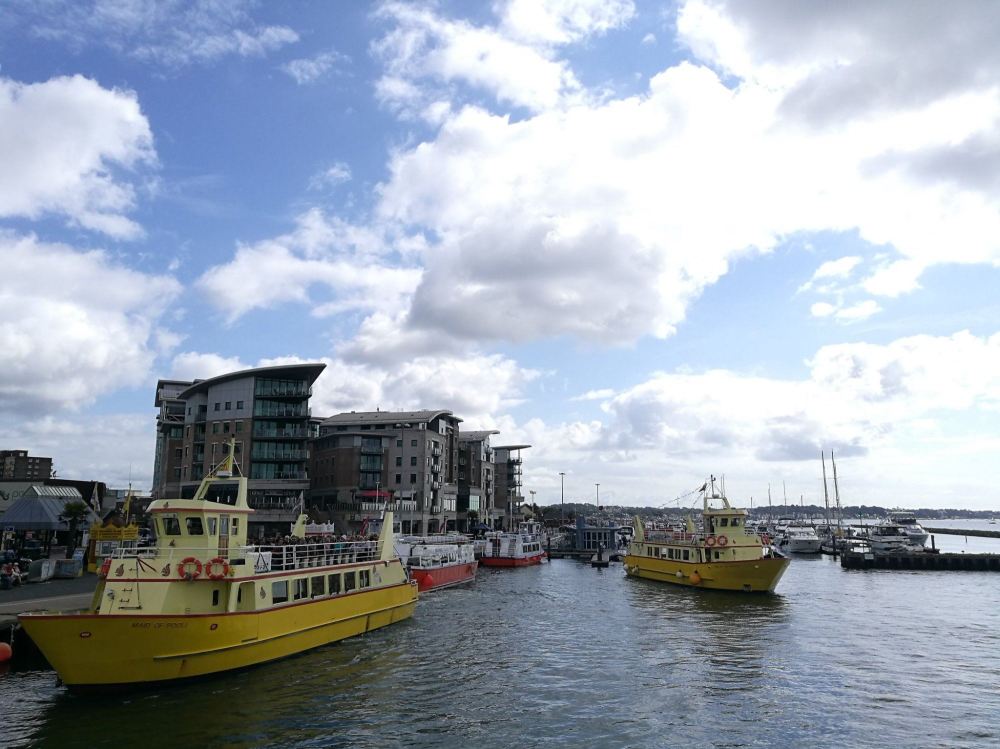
left=410, top=561, right=479, bottom=592
left=479, top=552, right=546, bottom=568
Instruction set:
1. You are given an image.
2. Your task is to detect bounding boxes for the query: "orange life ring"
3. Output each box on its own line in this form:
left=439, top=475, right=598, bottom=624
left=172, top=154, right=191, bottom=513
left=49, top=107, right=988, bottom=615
left=705, top=536, right=717, bottom=547
left=99, top=557, right=112, bottom=578
left=177, top=556, right=203, bottom=580
left=716, top=535, right=728, bottom=547
left=204, top=557, right=229, bottom=581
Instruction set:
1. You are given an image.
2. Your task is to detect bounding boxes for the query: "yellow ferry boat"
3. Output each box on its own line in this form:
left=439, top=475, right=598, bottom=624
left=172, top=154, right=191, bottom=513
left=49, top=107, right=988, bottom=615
left=19, top=444, right=418, bottom=689
left=624, top=477, right=789, bottom=593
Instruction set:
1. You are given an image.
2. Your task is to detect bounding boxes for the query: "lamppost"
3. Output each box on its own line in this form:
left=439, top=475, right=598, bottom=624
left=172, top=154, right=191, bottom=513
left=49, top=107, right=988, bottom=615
left=508, top=487, right=515, bottom=531
left=595, top=483, right=600, bottom=512
left=529, top=489, right=536, bottom=523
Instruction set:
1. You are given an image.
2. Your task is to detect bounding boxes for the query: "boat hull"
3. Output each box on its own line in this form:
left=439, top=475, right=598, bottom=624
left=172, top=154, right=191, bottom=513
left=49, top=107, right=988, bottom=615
left=18, top=581, right=417, bottom=688
left=410, top=561, right=478, bottom=591
left=624, top=554, right=789, bottom=592
left=479, top=552, right=546, bottom=568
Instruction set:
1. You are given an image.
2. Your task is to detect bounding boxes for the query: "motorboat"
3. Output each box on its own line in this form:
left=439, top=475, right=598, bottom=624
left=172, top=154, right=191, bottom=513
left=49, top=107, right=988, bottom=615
left=394, top=534, right=477, bottom=591
left=887, top=510, right=928, bottom=546
left=775, top=522, right=823, bottom=554
left=478, top=521, right=546, bottom=567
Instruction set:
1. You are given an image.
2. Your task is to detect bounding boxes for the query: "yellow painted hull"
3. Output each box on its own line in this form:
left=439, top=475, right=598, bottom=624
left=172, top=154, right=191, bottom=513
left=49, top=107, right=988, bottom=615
left=624, top=554, right=789, bottom=592
left=19, top=582, right=417, bottom=688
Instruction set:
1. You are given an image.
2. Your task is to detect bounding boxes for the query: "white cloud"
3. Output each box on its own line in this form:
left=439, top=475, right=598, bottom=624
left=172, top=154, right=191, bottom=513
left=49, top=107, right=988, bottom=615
left=309, top=162, right=353, bottom=190
left=0, top=233, right=181, bottom=414
left=281, top=49, right=349, bottom=85
left=365, top=3, right=1000, bottom=347
left=835, top=299, right=881, bottom=321
left=0, top=413, right=158, bottom=489
left=20, top=0, right=299, bottom=68
left=0, top=75, right=155, bottom=238
left=373, top=2, right=583, bottom=115
left=571, top=388, right=616, bottom=401
left=641, top=33, right=656, bottom=46
left=195, top=209, right=421, bottom=323
left=499, top=0, right=635, bottom=45
left=170, top=352, right=249, bottom=381
left=810, top=302, right=836, bottom=318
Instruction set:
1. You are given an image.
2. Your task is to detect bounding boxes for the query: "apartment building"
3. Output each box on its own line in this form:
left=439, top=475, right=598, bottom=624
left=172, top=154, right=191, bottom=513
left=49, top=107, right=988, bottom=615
left=309, top=410, right=461, bottom=535
left=0, top=450, right=52, bottom=480
left=153, top=363, right=325, bottom=536
left=457, top=430, right=498, bottom=531
left=493, top=444, right=531, bottom=531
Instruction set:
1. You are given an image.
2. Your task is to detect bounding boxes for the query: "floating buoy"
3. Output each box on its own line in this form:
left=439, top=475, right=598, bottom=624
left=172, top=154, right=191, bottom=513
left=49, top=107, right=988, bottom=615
left=0, top=642, right=12, bottom=663
left=689, top=571, right=702, bottom=585
left=675, top=571, right=683, bottom=578
left=422, top=574, right=434, bottom=589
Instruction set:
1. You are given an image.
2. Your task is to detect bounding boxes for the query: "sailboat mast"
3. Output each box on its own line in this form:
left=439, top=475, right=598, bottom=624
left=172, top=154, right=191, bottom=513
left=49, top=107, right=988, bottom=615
left=832, top=452, right=844, bottom=531
left=821, top=451, right=832, bottom=530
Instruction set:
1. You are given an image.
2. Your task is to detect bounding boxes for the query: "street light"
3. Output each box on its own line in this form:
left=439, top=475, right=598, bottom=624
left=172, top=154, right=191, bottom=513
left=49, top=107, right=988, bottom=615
left=559, top=472, right=565, bottom=527
left=595, top=483, right=600, bottom=512
left=529, top=489, right=536, bottom=523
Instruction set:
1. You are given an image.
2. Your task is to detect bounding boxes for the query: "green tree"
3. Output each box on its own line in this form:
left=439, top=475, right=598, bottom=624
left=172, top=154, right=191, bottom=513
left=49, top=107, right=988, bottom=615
left=60, top=500, right=91, bottom=559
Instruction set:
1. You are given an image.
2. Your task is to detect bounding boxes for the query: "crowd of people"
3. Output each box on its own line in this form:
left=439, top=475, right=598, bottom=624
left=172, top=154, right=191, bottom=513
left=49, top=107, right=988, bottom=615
left=254, top=534, right=382, bottom=571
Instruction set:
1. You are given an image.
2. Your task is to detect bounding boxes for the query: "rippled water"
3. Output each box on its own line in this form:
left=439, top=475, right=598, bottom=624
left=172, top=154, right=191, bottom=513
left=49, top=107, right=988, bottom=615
left=3, top=554, right=1000, bottom=748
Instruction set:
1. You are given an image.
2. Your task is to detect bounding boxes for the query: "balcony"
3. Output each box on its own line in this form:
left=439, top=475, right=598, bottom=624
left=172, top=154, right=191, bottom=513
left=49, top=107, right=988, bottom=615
left=254, top=383, right=311, bottom=398
left=432, top=446, right=442, bottom=457
left=252, top=449, right=306, bottom=462
left=254, top=403, right=311, bottom=418
left=253, top=426, right=308, bottom=440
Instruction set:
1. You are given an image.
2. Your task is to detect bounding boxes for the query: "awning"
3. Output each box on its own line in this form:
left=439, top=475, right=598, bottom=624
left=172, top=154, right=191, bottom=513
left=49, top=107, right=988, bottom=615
left=1, top=496, right=100, bottom=531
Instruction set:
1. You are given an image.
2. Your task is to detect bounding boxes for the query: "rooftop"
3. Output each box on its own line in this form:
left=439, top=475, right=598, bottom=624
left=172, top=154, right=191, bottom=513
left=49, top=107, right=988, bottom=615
left=176, top=363, right=326, bottom=400
left=458, top=430, right=500, bottom=442
left=321, top=409, right=462, bottom=426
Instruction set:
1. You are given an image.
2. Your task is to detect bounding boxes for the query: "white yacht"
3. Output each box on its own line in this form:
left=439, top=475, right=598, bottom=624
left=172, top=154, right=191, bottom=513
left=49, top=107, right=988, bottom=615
left=775, top=521, right=823, bottom=554
left=865, top=523, right=919, bottom=553
left=887, top=510, right=928, bottom=546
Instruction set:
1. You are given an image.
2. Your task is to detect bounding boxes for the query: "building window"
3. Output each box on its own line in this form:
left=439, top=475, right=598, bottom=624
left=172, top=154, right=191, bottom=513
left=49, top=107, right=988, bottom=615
left=214, top=403, right=220, bottom=411
left=410, top=474, right=417, bottom=484
left=224, top=422, right=230, bottom=434
left=396, top=439, right=403, bottom=447
left=237, top=400, right=244, bottom=409
left=395, top=456, right=402, bottom=467
left=411, top=439, right=417, bottom=447
left=174, top=447, right=182, bottom=459
left=395, top=474, right=402, bottom=484
left=236, top=421, right=242, bottom=432
left=212, top=423, right=219, bottom=434
left=225, top=401, right=231, bottom=410
left=410, top=456, right=417, bottom=466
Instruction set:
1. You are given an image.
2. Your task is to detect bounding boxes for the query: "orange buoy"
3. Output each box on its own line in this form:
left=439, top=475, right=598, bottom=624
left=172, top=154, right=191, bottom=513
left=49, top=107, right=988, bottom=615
left=0, top=642, right=12, bottom=663
left=689, top=571, right=702, bottom=585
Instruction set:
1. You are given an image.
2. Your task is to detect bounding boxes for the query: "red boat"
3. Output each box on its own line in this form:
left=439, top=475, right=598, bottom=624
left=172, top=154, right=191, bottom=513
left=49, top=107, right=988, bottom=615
left=394, top=535, right=478, bottom=592
left=477, top=522, right=546, bottom=567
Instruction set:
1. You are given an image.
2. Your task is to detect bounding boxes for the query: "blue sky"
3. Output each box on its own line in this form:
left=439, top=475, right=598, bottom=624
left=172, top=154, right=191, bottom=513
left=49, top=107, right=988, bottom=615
left=3, top=1, right=1000, bottom=510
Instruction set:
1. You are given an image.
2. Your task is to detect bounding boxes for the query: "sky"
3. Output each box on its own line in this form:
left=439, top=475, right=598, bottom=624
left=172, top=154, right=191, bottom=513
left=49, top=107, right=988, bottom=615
left=2, top=0, right=1000, bottom=511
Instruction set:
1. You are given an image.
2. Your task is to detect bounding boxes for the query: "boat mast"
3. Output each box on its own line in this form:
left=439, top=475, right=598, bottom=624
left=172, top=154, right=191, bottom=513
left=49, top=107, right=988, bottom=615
left=821, top=451, right=832, bottom=532
left=831, top=451, right=844, bottom=533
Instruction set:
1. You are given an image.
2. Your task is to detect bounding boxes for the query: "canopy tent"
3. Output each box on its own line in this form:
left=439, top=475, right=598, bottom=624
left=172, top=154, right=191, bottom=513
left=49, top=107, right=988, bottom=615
left=1, top=493, right=100, bottom=531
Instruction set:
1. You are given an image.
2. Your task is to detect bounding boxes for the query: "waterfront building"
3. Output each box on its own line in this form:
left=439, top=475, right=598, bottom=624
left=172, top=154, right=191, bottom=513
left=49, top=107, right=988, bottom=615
left=457, top=430, right=498, bottom=531
left=0, top=450, right=52, bottom=481
left=309, top=410, right=461, bottom=535
left=152, top=363, right=325, bottom=537
left=493, top=444, right=531, bottom=531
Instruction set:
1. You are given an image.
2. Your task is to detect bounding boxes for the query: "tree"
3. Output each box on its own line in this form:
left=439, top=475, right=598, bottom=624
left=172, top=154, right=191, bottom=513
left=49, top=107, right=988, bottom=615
left=60, top=500, right=91, bottom=559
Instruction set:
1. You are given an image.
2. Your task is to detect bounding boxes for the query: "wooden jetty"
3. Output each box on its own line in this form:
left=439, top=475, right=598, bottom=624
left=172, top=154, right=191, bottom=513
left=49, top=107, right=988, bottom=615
left=841, top=550, right=1000, bottom=571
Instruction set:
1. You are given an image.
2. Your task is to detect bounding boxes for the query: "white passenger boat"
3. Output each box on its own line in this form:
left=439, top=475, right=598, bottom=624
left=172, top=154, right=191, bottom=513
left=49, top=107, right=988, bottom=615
left=775, top=521, right=823, bottom=554
left=477, top=521, right=546, bottom=567
left=887, top=510, right=928, bottom=546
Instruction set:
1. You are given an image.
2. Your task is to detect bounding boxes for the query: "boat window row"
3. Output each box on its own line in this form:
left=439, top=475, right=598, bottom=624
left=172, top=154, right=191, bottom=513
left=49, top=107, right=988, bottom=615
left=158, top=514, right=238, bottom=537
left=271, top=569, right=373, bottom=604
left=649, top=545, right=690, bottom=561
left=713, top=517, right=741, bottom=527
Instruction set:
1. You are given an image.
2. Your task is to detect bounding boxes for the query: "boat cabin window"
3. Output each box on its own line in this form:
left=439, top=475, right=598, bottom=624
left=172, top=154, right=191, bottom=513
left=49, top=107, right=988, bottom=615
left=186, top=517, right=204, bottom=535
left=207, top=517, right=217, bottom=536
left=731, top=518, right=740, bottom=527
left=212, top=590, right=220, bottom=606
left=719, top=518, right=729, bottom=527
left=161, top=515, right=181, bottom=536
left=359, top=570, right=370, bottom=588
left=294, top=579, right=308, bottom=600
left=683, top=549, right=690, bottom=561
left=232, top=518, right=239, bottom=535
left=344, top=571, right=356, bottom=592
left=328, top=574, right=341, bottom=595
left=311, top=576, right=326, bottom=597
left=272, top=580, right=288, bottom=604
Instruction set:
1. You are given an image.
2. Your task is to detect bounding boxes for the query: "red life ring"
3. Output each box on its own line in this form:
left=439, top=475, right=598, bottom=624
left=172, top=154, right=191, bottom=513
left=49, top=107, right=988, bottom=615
left=705, top=536, right=717, bottom=547
left=716, top=535, right=728, bottom=547
left=177, top=557, right=203, bottom=580
left=99, top=558, right=112, bottom=578
left=204, top=557, right=230, bottom=581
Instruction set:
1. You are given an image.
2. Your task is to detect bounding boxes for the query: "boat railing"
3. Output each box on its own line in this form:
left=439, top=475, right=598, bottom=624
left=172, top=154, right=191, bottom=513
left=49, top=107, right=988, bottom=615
left=113, top=540, right=382, bottom=571
left=646, top=532, right=700, bottom=545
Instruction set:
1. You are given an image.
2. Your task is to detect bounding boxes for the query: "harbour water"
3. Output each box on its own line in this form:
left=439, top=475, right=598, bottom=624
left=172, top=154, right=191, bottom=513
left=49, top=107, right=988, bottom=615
left=3, top=541, right=1000, bottom=748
